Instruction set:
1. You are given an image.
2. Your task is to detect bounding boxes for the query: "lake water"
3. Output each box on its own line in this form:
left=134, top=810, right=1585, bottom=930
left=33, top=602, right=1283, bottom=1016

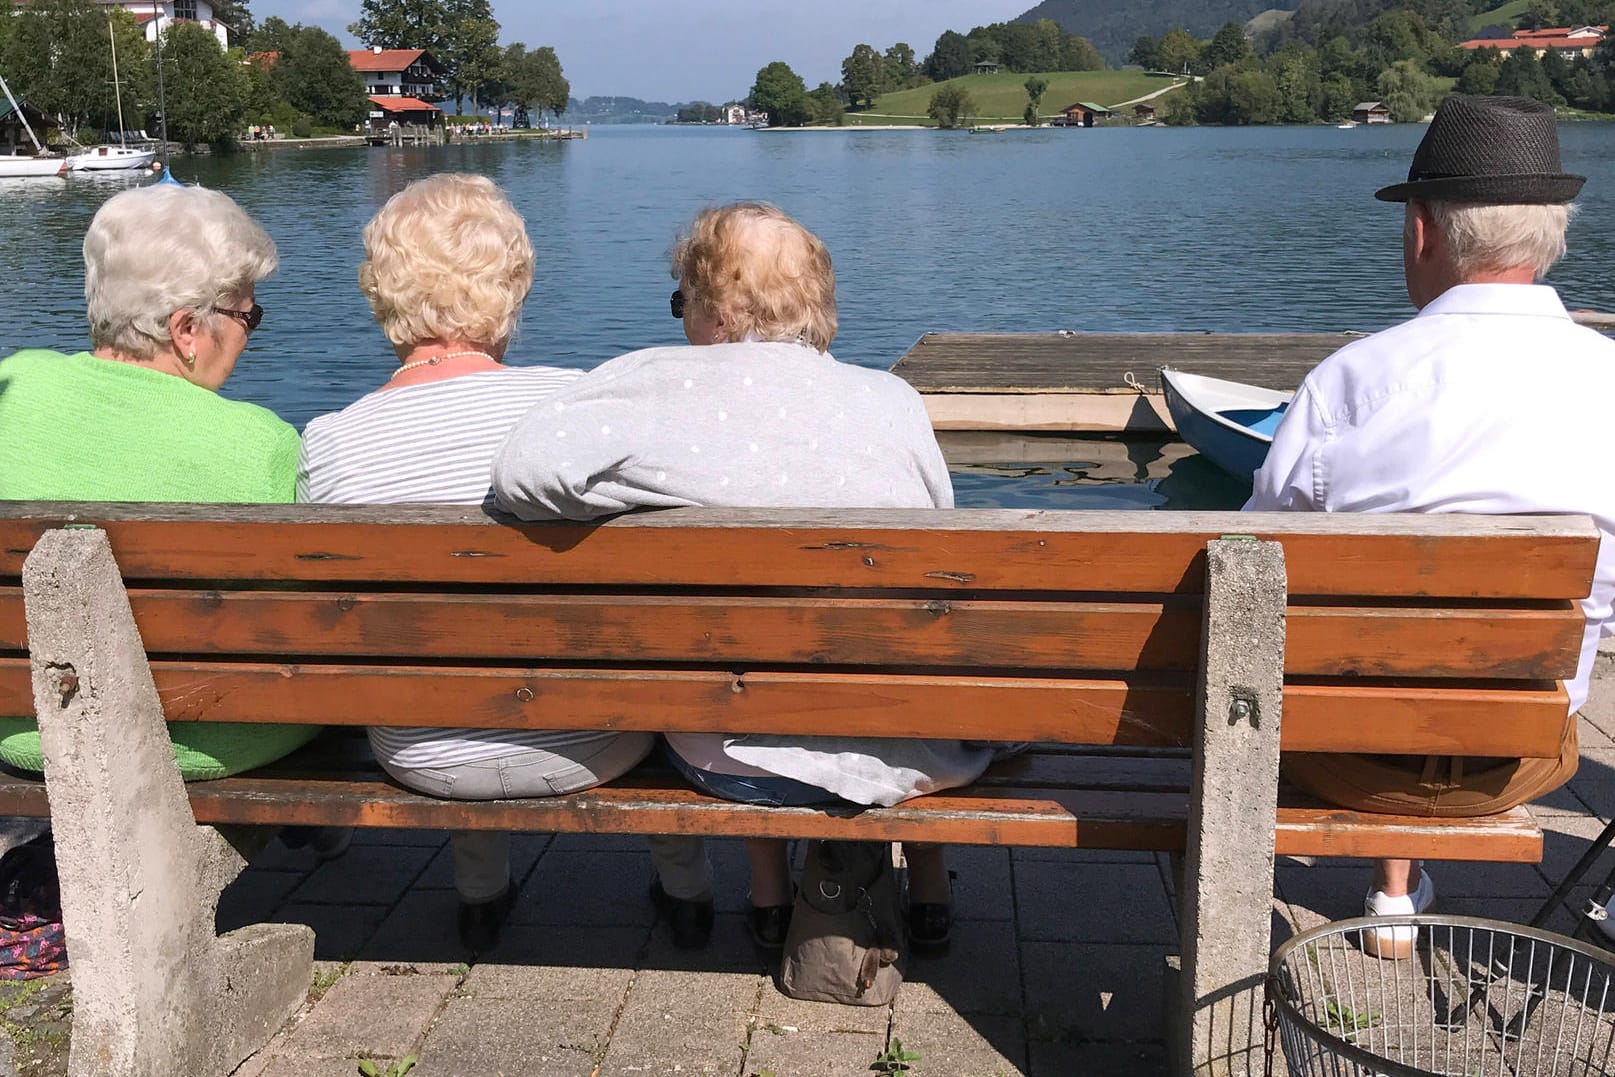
left=3, top=123, right=1612, bottom=508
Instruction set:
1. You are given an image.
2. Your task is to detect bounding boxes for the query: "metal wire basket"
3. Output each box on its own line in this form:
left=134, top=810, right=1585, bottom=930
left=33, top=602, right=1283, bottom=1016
left=1267, top=915, right=1615, bottom=1077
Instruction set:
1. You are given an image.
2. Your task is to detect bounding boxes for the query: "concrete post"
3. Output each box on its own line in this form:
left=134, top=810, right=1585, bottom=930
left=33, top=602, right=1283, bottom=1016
left=1173, top=538, right=1286, bottom=1077
left=22, top=529, right=312, bottom=1077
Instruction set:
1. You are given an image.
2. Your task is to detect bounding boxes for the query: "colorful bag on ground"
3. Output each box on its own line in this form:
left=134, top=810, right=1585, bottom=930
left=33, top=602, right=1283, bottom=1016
left=0, top=831, right=67, bottom=980
left=779, top=840, right=904, bottom=1006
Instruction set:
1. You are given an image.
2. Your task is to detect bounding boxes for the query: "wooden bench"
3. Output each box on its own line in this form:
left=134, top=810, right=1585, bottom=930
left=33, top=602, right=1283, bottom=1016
left=0, top=503, right=1597, bottom=1077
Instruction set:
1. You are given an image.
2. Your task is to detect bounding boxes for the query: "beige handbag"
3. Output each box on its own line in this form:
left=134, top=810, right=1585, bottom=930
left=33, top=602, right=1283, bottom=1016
left=778, top=840, right=904, bottom=1006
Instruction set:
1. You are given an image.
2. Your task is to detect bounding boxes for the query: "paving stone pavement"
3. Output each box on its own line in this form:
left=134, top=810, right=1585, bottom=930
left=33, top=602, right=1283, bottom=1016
left=210, top=658, right=1615, bottom=1074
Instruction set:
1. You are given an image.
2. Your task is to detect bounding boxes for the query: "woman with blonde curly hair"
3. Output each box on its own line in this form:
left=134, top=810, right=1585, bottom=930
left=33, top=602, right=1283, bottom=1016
left=493, top=202, right=990, bottom=955
left=298, top=174, right=653, bottom=952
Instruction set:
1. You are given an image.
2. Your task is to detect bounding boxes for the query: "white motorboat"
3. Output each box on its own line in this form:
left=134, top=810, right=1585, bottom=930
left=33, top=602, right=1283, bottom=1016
left=0, top=154, right=68, bottom=177
left=67, top=24, right=155, bottom=173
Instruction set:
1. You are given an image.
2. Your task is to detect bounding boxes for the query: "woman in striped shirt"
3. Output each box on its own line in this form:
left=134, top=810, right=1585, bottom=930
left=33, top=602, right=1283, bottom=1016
left=297, top=174, right=654, bottom=953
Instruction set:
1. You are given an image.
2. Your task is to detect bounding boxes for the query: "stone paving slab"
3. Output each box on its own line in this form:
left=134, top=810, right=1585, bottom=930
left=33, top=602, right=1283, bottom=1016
left=886, top=1009, right=1027, bottom=1076
left=411, top=995, right=608, bottom=1076
left=744, top=989, right=891, bottom=1077
left=599, top=969, right=760, bottom=1076
left=1014, top=861, right=1175, bottom=944
left=272, top=966, right=460, bottom=1061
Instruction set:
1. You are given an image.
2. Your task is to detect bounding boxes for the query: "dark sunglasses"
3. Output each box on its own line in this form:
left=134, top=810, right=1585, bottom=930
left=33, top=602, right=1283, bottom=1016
left=669, top=289, right=685, bottom=319
left=218, top=303, right=264, bottom=334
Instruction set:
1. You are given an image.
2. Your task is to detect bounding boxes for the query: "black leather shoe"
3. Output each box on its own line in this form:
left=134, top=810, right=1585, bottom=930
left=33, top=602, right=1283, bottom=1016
left=648, top=878, right=715, bottom=950
left=747, top=902, right=793, bottom=951
left=458, top=877, right=520, bottom=954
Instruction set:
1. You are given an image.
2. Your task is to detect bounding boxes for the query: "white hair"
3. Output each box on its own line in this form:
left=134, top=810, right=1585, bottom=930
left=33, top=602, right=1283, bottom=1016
left=1413, top=200, right=1573, bottom=279
left=84, top=185, right=278, bottom=360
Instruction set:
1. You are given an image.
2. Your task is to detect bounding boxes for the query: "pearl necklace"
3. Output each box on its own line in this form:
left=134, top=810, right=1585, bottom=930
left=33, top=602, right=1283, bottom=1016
left=389, top=350, right=497, bottom=380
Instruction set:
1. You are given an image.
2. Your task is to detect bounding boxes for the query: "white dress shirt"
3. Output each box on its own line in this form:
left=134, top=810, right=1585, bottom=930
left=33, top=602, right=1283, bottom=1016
left=1247, top=283, right=1615, bottom=713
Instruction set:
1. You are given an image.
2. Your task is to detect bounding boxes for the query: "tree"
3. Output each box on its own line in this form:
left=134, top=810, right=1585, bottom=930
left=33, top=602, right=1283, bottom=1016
left=927, top=84, right=974, bottom=128
left=1129, top=36, right=1161, bottom=70
left=1201, top=22, right=1253, bottom=70
left=1156, top=28, right=1201, bottom=75
left=271, top=25, right=367, bottom=129
left=155, top=21, right=250, bottom=145
left=924, top=30, right=972, bottom=81
left=1376, top=59, right=1442, bottom=122
left=212, top=0, right=256, bottom=43
left=1496, top=49, right=1562, bottom=103
left=807, top=82, right=845, bottom=125
left=1023, top=75, right=1048, bottom=126
left=883, top=43, right=917, bottom=88
left=248, top=16, right=295, bottom=55
left=750, top=61, right=809, bottom=126
left=1320, top=72, right=1358, bottom=120
left=841, top=44, right=884, bottom=109
left=1059, top=34, right=1106, bottom=72
left=350, top=0, right=447, bottom=52
left=1457, top=55, right=1502, bottom=95
left=503, top=44, right=568, bottom=119
left=2, top=0, right=152, bottom=137
left=438, top=0, right=501, bottom=114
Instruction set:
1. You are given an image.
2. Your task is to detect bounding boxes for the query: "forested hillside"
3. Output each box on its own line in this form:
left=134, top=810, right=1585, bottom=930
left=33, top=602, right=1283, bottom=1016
left=1014, top=0, right=1300, bottom=61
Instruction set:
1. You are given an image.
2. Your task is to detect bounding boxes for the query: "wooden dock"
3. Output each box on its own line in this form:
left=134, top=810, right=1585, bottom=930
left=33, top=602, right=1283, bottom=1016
left=893, top=321, right=1614, bottom=433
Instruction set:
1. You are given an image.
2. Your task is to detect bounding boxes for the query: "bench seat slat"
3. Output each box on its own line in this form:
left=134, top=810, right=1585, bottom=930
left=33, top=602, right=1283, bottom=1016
left=0, top=589, right=1580, bottom=680
left=0, top=767, right=1541, bottom=862
left=0, top=659, right=1570, bottom=756
left=0, top=507, right=1599, bottom=598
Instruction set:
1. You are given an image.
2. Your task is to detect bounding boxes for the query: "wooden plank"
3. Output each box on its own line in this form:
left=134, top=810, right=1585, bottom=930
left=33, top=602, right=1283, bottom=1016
left=0, top=768, right=1540, bottom=861
left=888, top=333, right=1349, bottom=394
left=0, top=590, right=1575, bottom=679
left=0, top=659, right=1570, bottom=756
left=0, top=506, right=1599, bottom=599
left=921, top=392, right=1173, bottom=433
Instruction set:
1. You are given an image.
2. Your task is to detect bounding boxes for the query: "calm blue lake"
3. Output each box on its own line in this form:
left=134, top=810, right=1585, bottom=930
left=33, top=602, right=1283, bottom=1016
left=4, top=123, right=1612, bottom=508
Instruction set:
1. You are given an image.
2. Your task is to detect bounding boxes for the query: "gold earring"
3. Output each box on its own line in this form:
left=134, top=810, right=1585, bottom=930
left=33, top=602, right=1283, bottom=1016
left=183, top=350, right=196, bottom=370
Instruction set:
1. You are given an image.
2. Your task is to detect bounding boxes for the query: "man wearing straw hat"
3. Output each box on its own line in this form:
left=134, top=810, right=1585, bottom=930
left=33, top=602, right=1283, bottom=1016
left=1247, top=95, right=1615, bottom=959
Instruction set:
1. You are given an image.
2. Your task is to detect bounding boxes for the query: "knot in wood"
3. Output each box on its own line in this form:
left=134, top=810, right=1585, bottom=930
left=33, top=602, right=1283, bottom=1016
left=863, top=556, right=876, bottom=567
left=923, top=600, right=952, bottom=618
left=335, top=596, right=357, bottom=613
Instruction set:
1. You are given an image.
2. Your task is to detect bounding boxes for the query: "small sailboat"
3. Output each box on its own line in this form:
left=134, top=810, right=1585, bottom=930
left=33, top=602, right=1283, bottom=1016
left=0, top=74, right=67, bottom=177
left=68, top=23, right=155, bottom=172
left=1158, top=368, right=1293, bottom=482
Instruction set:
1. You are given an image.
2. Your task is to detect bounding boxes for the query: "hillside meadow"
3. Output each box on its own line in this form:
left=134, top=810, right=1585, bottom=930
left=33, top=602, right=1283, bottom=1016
left=844, top=70, right=1186, bottom=126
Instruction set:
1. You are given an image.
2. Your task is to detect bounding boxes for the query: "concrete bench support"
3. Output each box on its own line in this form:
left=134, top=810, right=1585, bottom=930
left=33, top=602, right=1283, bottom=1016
left=1174, top=538, right=1286, bottom=1076
left=22, top=529, right=313, bottom=1077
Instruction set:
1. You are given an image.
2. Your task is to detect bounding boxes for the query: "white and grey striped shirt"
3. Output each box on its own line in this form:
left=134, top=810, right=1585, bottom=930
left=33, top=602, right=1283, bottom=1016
left=297, top=365, right=589, bottom=768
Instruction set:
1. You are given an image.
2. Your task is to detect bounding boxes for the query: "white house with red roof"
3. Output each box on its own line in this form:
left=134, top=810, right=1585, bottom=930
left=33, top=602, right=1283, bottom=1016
left=78, top=1, right=231, bottom=49
left=348, top=47, right=444, bottom=99
left=1459, top=24, right=1608, bottom=59
left=349, top=47, right=445, bottom=137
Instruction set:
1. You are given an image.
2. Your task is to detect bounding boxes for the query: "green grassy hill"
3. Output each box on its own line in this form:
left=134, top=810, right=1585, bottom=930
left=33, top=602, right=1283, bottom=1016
left=846, top=70, right=1186, bottom=126
left=1465, top=0, right=1530, bottom=36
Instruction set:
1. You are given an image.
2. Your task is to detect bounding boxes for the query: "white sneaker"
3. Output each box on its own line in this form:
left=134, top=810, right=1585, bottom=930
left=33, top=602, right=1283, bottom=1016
left=1362, top=865, right=1435, bottom=960
left=1596, top=897, right=1615, bottom=944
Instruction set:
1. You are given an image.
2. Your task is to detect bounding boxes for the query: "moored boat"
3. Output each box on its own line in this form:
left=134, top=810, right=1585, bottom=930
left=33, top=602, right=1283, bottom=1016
left=0, top=154, right=67, bottom=177
left=1158, top=367, right=1292, bottom=481
left=67, top=144, right=156, bottom=171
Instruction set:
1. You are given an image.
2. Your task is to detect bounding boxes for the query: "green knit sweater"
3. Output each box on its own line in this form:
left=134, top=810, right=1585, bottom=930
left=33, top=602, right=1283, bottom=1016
left=0, top=348, right=319, bottom=778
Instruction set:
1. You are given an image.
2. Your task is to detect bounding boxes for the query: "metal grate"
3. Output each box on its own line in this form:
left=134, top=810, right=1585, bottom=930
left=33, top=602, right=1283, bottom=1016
left=1267, top=915, right=1615, bottom=1076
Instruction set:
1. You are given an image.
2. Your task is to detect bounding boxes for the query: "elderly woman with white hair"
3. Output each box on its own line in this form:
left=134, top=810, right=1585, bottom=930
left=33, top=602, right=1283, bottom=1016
left=0, top=183, right=320, bottom=780
left=297, top=173, right=647, bottom=953
left=493, top=201, right=996, bottom=955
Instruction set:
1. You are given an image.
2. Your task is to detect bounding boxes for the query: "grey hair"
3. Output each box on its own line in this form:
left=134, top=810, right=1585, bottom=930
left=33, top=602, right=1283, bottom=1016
left=84, top=185, right=278, bottom=359
left=1413, top=200, right=1573, bottom=279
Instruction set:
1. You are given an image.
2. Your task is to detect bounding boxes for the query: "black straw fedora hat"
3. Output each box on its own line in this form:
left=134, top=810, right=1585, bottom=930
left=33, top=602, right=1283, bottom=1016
left=1374, top=94, right=1584, bottom=204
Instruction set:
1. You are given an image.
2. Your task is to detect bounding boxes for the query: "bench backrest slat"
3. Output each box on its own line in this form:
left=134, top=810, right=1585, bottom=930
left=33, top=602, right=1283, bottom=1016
left=0, top=506, right=1598, bottom=598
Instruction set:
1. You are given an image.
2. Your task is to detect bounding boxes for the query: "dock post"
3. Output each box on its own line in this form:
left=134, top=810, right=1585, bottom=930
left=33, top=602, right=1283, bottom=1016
left=1171, top=537, right=1285, bottom=1076
left=23, top=529, right=312, bottom=1077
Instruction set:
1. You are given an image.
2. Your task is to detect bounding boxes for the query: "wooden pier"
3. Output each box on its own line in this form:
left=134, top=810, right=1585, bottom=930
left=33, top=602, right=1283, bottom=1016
left=893, top=319, right=1615, bottom=433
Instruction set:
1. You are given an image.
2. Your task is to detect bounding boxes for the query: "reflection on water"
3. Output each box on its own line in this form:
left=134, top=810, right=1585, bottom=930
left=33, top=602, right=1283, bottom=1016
left=940, top=432, right=1251, bottom=511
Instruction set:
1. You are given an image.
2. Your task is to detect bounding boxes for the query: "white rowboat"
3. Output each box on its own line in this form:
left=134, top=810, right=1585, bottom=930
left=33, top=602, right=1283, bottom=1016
left=1158, top=367, right=1293, bottom=482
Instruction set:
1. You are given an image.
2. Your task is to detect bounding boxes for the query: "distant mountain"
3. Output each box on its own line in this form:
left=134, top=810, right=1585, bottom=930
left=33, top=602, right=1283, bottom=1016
left=1013, top=0, right=1301, bottom=62
left=559, top=96, right=680, bottom=124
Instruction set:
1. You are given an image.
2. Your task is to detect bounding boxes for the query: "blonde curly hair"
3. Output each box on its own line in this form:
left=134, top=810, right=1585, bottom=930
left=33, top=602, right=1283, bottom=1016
left=359, top=174, right=534, bottom=348
left=670, top=202, right=837, bottom=353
